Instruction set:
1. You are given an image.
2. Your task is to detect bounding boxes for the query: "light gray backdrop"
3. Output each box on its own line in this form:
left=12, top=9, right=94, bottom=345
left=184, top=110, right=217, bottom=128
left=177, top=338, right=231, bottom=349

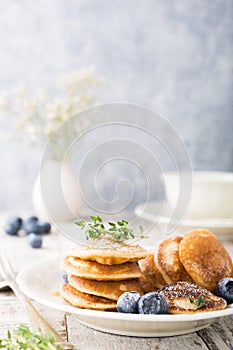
left=0, top=0, right=232, bottom=212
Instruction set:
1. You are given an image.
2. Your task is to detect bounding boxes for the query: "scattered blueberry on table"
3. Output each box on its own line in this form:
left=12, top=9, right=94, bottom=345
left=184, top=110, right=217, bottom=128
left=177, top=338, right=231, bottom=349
left=216, top=278, right=233, bottom=304
left=24, top=221, right=41, bottom=235
left=4, top=215, right=52, bottom=249
left=38, top=221, right=51, bottom=234
left=117, top=292, right=141, bottom=314
left=27, top=233, right=43, bottom=248
left=24, top=216, right=38, bottom=224
left=4, top=216, right=22, bottom=236
left=5, top=223, right=19, bottom=236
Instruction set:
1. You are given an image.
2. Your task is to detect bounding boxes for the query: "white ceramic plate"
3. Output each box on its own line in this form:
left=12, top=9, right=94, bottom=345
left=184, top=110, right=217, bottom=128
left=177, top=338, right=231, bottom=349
left=16, top=256, right=233, bottom=337
left=134, top=201, right=233, bottom=239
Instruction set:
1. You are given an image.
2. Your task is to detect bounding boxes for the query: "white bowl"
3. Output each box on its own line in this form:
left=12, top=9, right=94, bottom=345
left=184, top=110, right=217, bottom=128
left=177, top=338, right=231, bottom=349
left=163, top=171, right=233, bottom=219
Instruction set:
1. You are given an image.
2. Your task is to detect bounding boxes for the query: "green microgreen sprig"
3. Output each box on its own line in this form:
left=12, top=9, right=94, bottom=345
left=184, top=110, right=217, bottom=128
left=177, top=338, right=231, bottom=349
left=74, top=215, right=145, bottom=242
left=189, top=295, right=210, bottom=309
left=0, top=324, right=61, bottom=350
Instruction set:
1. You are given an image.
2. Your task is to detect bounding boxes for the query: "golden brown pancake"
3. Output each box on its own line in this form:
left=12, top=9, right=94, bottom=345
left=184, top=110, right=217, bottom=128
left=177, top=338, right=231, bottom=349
left=68, top=237, right=148, bottom=265
left=138, top=253, right=166, bottom=290
left=138, top=273, right=156, bottom=293
left=179, top=229, right=233, bottom=292
left=155, top=236, right=193, bottom=284
left=61, top=256, right=142, bottom=281
left=159, top=281, right=227, bottom=314
left=68, top=275, right=143, bottom=300
left=59, top=283, right=116, bottom=310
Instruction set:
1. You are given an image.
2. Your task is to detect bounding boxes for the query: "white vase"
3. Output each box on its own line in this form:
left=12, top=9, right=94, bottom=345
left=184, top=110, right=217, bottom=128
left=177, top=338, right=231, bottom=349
left=32, top=160, right=82, bottom=222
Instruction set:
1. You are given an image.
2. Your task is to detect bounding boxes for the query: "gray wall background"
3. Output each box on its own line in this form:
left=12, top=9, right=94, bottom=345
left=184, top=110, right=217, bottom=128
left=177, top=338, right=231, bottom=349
left=0, top=0, right=232, bottom=212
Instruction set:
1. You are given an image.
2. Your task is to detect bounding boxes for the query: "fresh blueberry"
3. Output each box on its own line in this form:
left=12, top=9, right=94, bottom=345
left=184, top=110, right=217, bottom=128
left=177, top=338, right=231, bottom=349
left=216, top=278, right=233, bottom=304
left=117, top=292, right=141, bottom=313
left=5, top=224, right=19, bottom=236
left=5, top=216, right=22, bottom=232
left=62, top=272, right=68, bottom=283
left=27, top=233, right=42, bottom=248
left=138, top=292, right=168, bottom=314
left=23, top=216, right=38, bottom=229
left=24, top=222, right=41, bottom=235
left=38, top=221, right=51, bottom=234
left=4, top=216, right=23, bottom=236
left=26, top=216, right=38, bottom=223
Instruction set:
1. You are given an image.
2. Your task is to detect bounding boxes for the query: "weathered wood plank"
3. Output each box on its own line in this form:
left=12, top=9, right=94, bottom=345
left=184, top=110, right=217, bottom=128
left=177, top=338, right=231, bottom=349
left=0, top=292, right=29, bottom=336
left=0, top=292, right=67, bottom=342
left=33, top=301, right=68, bottom=341
left=66, top=315, right=209, bottom=350
left=198, top=317, right=233, bottom=350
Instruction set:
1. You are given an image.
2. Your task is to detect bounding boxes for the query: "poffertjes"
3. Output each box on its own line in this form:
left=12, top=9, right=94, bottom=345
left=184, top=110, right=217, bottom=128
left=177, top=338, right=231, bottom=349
left=68, top=275, right=143, bottom=300
left=154, top=235, right=193, bottom=284
left=61, top=256, right=142, bottom=281
left=60, top=230, right=233, bottom=312
left=59, top=283, right=116, bottom=310
left=179, top=229, right=233, bottom=293
left=138, top=253, right=166, bottom=290
left=159, top=281, right=227, bottom=314
left=68, top=237, right=148, bottom=265
left=60, top=236, right=147, bottom=310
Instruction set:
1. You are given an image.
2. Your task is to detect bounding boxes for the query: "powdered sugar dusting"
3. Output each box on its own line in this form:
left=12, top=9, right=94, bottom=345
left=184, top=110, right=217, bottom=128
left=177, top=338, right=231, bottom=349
left=159, top=281, right=212, bottom=299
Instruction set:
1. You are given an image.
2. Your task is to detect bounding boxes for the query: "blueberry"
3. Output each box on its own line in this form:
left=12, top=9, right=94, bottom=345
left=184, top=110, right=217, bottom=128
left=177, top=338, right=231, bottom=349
left=5, top=224, right=19, bottom=236
left=138, top=292, right=168, bottom=314
left=62, top=272, right=68, bottom=283
left=216, top=278, right=233, bottom=304
left=5, top=216, right=22, bottom=233
left=24, top=222, right=41, bottom=235
left=38, top=221, right=51, bottom=234
left=26, top=216, right=38, bottom=223
left=5, top=216, right=23, bottom=236
left=27, top=233, right=42, bottom=248
left=23, top=216, right=38, bottom=229
left=117, top=292, right=141, bottom=313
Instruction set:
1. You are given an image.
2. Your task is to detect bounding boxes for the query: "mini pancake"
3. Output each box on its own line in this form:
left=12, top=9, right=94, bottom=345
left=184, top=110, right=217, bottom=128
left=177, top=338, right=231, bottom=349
left=138, top=274, right=156, bottom=293
left=138, top=253, right=166, bottom=290
left=159, top=281, right=227, bottom=314
left=68, top=237, right=148, bottom=265
left=59, top=283, right=116, bottom=311
left=61, top=256, right=142, bottom=281
left=155, top=236, right=193, bottom=284
left=68, top=275, right=143, bottom=300
left=179, top=229, right=233, bottom=293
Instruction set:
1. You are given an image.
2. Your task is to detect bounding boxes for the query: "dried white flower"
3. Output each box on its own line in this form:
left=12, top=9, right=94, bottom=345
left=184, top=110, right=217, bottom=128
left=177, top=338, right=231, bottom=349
left=0, top=68, right=104, bottom=159
left=0, top=94, right=9, bottom=110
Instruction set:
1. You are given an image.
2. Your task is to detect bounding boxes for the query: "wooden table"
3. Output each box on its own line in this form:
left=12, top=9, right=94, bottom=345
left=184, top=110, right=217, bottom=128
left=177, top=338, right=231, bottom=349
left=0, top=216, right=233, bottom=350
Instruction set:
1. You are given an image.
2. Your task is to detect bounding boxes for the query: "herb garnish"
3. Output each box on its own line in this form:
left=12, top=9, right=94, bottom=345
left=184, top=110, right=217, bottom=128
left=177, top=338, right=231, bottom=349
left=74, top=215, right=145, bottom=242
left=0, top=324, right=61, bottom=349
left=189, top=295, right=210, bottom=309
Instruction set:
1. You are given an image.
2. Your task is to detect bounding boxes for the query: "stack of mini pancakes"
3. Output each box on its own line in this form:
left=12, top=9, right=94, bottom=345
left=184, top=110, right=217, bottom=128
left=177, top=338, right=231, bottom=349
left=60, top=237, right=148, bottom=310
left=60, top=229, right=232, bottom=314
